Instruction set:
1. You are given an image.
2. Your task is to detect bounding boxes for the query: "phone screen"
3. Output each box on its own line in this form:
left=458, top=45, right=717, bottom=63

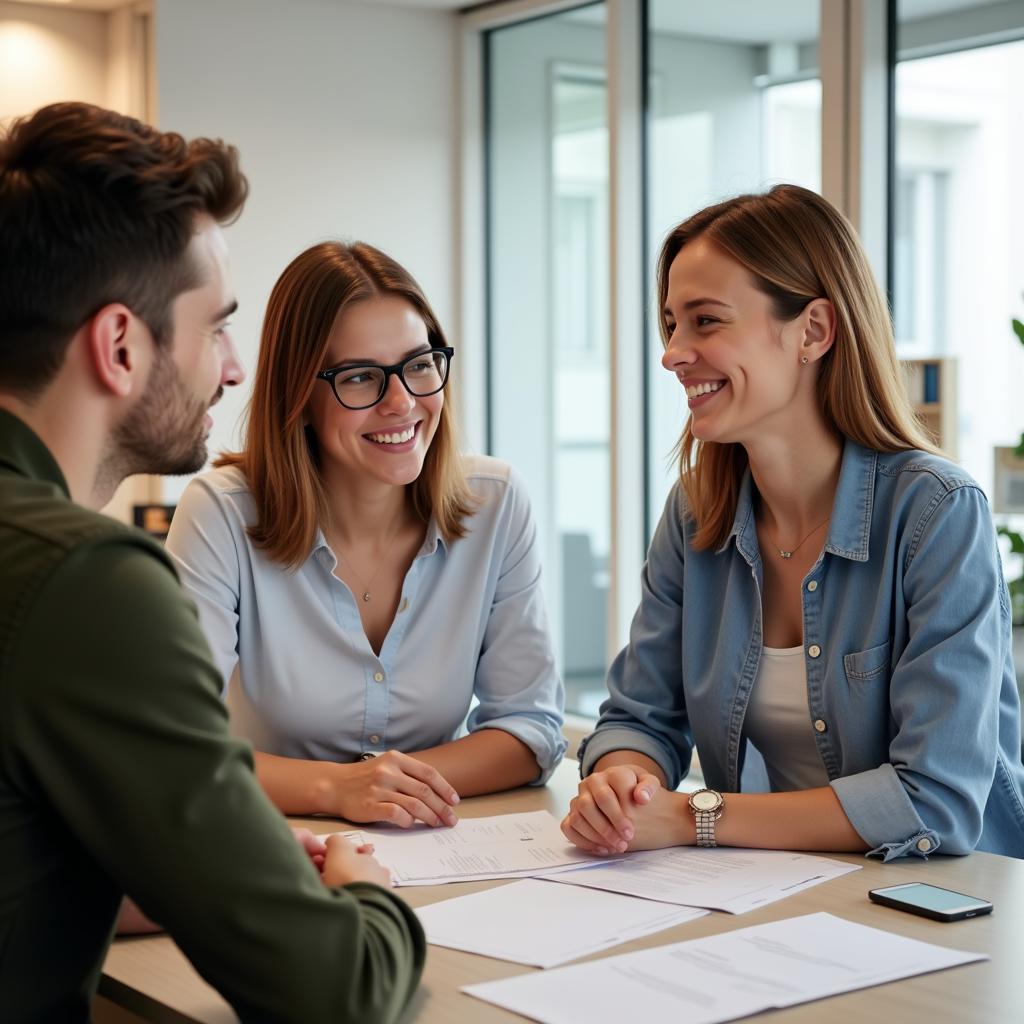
left=878, top=883, right=987, bottom=913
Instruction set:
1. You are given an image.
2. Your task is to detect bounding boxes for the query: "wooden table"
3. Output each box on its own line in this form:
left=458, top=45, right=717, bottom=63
left=100, top=759, right=1024, bottom=1023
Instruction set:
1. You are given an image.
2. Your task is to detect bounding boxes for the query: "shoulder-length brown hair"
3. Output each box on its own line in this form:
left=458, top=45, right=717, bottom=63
left=218, top=241, right=476, bottom=567
left=656, top=184, right=941, bottom=552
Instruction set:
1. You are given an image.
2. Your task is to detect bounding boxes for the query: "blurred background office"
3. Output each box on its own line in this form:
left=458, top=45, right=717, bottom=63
left=2, top=0, right=1022, bottom=714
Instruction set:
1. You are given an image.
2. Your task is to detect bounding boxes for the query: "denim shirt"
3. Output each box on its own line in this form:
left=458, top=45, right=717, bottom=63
left=580, top=441, right=1024, bottom=860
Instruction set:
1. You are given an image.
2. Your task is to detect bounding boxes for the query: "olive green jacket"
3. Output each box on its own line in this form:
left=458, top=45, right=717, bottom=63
left=0, top=409, right=424, bottom=1022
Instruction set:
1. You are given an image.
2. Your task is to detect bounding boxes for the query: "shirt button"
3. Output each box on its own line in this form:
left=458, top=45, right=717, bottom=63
left=369, top=734, right=380, bottom=745
left=398, top=597, right=409, bottom=613
left=917, top=837, right=932, bottom=853
left=808, top=644, right=821, bottom=658
left=373, top=671, right=384, bottom=683
left=807, top=580, right=818, bottom=592
left=814, top=719, right=828, bottom=733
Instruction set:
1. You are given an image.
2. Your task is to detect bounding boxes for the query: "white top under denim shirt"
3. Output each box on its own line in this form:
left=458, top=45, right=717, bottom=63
left=580, top=440, right=1024, bottom=860
left=165, top=456, right=567, bottom=783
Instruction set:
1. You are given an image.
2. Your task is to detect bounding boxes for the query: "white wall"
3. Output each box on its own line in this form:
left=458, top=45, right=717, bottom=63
left=154, top=0, right=458, bottom=494
left=0, top=2, right=108, bottom=127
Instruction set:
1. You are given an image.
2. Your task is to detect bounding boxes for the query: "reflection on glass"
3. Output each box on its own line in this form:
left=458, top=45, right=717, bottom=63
left=488, top=5, right=608, bottom=716
left=895, top=10, right=1024, bottom=495
left=645, top=0, right=821, bottom=536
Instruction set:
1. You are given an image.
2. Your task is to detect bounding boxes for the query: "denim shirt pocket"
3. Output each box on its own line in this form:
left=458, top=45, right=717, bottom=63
left=843, top=641, right=891, bottom=683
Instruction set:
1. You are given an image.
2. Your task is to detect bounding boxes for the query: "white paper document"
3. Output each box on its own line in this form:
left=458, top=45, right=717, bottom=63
left=464, top=911, right=987, bottom=1024
left=325, top=811, right=610, bottom=885
left=546, top=846, right=860, bottom=913
left=417, top=878, right=707, bottom=968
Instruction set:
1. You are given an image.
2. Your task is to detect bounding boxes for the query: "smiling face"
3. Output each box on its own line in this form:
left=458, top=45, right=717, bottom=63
left=661, top=238, right=811, bottom=446
left=308, top=294, right=443, bottom=490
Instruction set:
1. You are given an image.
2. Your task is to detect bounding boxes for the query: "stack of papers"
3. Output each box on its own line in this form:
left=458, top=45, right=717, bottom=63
left=327, top=811, right=612, bottom=885
left=464, top=912, right=987, bottom=1023
left=546, top=846, right=861, bottom=914
left=417, top=879, right=707, bottom=967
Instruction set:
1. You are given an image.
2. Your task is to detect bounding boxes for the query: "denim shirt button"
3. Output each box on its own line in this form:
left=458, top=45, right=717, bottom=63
left=808, top=644, right=821, bottom=658
left=814, top=719, right=828, bottom=733
left=916, top=837, right=933, bottom=853
left=373, top=671, right=384, bottom=683
left=369, top=734, right=380, bottom=745
left=806, top=580, right=818, bottom=592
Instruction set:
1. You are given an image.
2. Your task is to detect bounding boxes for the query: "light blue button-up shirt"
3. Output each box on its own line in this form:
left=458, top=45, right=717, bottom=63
left=165, top=456, right=566, bottom=783
left=580, top=441, right=1024, bottom=859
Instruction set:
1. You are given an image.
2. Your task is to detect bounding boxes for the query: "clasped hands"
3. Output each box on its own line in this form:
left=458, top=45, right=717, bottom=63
left=560, top=763, right=694, bottom=855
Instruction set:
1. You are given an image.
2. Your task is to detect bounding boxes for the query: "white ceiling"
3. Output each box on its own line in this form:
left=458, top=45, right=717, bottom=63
left=3, top=0, right=1011, bottom=31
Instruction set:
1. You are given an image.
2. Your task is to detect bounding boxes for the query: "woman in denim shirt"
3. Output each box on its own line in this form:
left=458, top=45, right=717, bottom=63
left=564, top=185, right=1024, bottom=861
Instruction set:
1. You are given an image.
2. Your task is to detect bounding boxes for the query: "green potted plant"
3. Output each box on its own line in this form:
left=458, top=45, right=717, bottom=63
left=996, top=303, right=1024, bottom=626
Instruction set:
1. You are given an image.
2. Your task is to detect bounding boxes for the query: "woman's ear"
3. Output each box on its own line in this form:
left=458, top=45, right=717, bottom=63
left=800, top=298, right=837, bottom=365
left=86, top=303, right=149, bottom=398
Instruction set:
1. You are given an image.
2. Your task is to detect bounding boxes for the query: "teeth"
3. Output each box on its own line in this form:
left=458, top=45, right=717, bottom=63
left=368, top=426, right=415, bottom=445
left=685, top=381, right=725, bottom=399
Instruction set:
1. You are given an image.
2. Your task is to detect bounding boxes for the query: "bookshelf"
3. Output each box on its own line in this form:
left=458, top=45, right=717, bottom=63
left=901, top=357, right=957, bottom=457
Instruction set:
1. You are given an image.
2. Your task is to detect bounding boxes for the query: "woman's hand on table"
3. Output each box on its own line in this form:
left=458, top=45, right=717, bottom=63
left=331, top=750, right=460, bottom=828
left=561, top=763, right=692, bottom=854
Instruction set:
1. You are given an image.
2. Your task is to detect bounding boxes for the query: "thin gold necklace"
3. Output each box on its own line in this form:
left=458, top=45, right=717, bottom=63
left=765, top=516, right=830, bottom=560
left=332, top=521, right=404, bottom=603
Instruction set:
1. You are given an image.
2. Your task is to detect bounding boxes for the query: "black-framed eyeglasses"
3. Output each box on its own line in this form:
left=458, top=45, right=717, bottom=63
left=316, top=346, right=454, bottom=410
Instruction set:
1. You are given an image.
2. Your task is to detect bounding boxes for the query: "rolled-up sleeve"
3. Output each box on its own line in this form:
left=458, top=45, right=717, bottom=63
left=831, top=484, right=1009, bottom=859
left=468, top=468, right=567, bottom=784
left=579, top=485, right=694, bottom=788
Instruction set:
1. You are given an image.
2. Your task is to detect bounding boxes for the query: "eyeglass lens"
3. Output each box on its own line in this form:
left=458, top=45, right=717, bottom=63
left=333, top=350, right=448, bottom=408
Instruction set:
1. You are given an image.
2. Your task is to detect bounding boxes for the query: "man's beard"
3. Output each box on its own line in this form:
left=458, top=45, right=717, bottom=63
left=106, top=348, right=217, bottom=483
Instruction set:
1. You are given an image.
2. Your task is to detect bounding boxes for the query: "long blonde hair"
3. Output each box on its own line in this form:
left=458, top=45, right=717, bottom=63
left=656, top=184, right=941, bottom=551
left=218, top=241, right=476, bottom=568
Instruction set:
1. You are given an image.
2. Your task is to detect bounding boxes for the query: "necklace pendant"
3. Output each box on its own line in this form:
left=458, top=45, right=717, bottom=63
left=362, top=592, right=371, bottom=603
left=778, top=549, right=792, bottom=559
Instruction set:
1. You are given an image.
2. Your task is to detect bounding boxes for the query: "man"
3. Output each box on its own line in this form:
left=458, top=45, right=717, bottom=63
left=0, top=103, right=425, bottom=1022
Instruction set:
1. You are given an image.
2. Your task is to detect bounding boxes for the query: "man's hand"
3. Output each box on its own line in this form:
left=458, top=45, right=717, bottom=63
left=332, top=750, right=460, bottom=828
left=291, top=826, right=327, bottom=871
left=320, top=836, right=393, bottom=888
left=562, top=763, right=690, bottom=854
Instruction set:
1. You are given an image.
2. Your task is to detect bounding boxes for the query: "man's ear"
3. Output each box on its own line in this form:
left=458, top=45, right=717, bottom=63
left=799, top=297, right=837, bottom=365
left=86, top=303, right=147, bottom=398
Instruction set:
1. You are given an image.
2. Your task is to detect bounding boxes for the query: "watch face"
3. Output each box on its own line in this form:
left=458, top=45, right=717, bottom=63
left=691, top=790, right=721, bottom=812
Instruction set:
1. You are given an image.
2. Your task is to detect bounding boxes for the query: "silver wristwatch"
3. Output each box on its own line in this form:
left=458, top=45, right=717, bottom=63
left=688, top=788, right=725, bottom=847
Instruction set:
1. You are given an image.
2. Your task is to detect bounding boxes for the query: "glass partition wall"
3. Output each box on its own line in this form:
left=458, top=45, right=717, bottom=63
left=478, top=0, right=1024, bottom=719
left=645, top=0, right=821, bottom=535
left=487, top=4, right=610, bottom=715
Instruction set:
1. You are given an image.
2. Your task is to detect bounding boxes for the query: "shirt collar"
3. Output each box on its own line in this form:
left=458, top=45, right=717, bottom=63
left=310, top=510, right=448, bottom=568
left=720, top=437, right=875, bottom=564
left=0, top=408, right=70, bottom=497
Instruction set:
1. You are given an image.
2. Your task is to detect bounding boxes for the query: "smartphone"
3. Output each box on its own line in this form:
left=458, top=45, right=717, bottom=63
left=868, top=882, right=993, bottom=922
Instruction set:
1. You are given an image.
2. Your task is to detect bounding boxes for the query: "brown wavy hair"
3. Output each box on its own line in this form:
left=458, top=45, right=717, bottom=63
left=218, top=241, right=475, bottom=567
left=656, top=184, right=941, bottom=552
left=0, top=102, right=246, bottom=395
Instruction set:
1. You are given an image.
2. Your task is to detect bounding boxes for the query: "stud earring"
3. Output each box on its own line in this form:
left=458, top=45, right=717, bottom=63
left=801, top=356, right=809, bottom=364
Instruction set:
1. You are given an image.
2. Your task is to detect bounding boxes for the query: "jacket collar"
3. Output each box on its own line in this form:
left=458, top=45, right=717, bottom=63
left=0, top=408, right=70, bottom=497
left=721, top=438, right=875, bottom=565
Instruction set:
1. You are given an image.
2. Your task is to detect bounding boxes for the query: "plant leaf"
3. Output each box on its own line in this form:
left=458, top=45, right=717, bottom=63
left=1014, top=318, right=1024, bottom=347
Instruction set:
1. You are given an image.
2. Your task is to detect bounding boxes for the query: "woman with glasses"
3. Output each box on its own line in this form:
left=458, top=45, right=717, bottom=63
left=561, top=185, right=1024, bottom=861
left=166, top=241, right=565, bottom=828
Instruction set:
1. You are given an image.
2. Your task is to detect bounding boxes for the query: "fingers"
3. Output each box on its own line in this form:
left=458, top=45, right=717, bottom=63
left=322, top=835, right=393, bottom=888
left=290, top=827, right=327, bottom=858
left=632, top=772, right=662, bottom=806
left=389, top=752, right=460, bottom=807
left=374, top=752, right=459, bottom=827
left=561, top=811, right=615, bottom=856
